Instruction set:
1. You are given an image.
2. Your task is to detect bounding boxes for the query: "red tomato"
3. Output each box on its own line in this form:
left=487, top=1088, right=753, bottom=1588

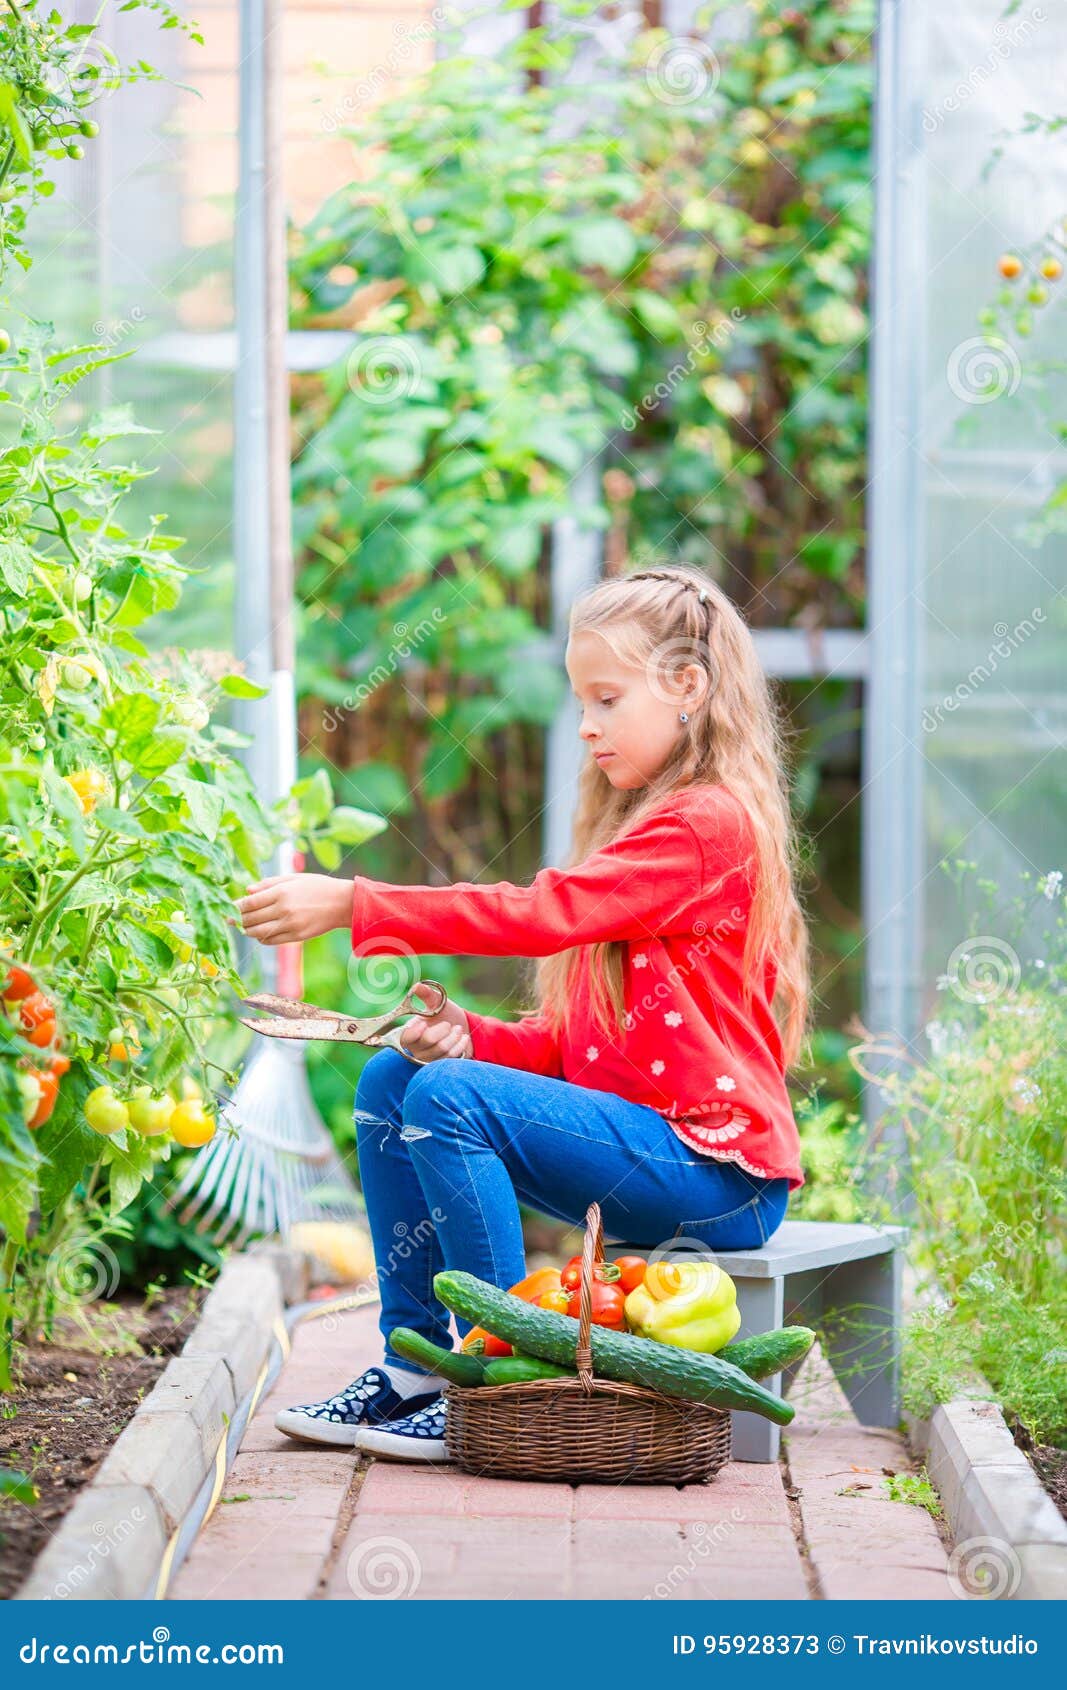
left=2, top=966, right=37, bottom=1003
left=560, top=1254, right=621, bottom=1292
left=567, top=1281, right=627, bottom=1330
left=49, top=1051, right=71, bottom=1078
left=612, top=1255, right=648, bottom=1294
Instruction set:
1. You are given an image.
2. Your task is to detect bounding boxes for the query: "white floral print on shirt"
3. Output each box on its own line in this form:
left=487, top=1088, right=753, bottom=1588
left=715, top=1075, right=736, bottom=1092
left=650, top=1059, right=666, bottom=1076
left=664, top=1010, right=683, bottom=1027
left=632, top=953, right=649, bottom=969
left=585, top=1046, right=599, bottom=1062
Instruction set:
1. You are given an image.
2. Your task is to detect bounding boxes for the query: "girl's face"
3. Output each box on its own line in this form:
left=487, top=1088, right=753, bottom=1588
left=565, top=628, right=707, bottom=791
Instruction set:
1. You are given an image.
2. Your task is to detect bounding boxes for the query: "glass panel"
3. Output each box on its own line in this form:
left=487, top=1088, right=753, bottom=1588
left=919, top=0, right=1067, bottom=999
left=17, top=0, right=238, bottom=649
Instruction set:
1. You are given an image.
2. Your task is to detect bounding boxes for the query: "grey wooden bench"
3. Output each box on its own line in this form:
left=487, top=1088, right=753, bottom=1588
left=605, top=1219, right=908, bottom=1463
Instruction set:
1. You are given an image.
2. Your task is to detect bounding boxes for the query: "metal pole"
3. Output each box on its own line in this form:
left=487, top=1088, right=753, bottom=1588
left=863, top=0, right=928, bottom=1150
left=233, top=0, right=294, bottom=990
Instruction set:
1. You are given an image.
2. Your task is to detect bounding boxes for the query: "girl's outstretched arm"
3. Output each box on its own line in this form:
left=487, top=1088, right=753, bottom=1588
left=350, top=800, right=714, bottom=958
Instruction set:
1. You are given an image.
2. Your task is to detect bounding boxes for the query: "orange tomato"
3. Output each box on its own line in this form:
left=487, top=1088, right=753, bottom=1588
left=29, top=1069, right=59, bottom=1129
left=19, top=991, right=56, bottom=1048
left=998, top=253, right=1023, bottom=279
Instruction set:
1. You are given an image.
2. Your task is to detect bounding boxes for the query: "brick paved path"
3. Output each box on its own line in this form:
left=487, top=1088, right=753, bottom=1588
left=169, top=1302, right=953, bottom=1601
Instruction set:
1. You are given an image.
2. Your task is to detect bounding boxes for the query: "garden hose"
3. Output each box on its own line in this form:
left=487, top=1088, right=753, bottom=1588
left=148, top=1286, right=381, bottom=1601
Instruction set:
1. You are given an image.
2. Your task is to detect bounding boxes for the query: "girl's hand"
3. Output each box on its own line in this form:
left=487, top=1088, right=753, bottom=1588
left=236, top=874, right=353, bottom=944
left=398, top=990, right=473, bottom=1064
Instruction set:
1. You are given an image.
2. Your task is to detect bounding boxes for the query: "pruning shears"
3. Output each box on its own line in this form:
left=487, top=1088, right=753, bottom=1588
left=237, top=979, right=448, bottom=1053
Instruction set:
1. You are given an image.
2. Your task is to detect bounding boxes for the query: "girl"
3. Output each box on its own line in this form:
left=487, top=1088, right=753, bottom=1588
left=237, top=564, right=810, bottom=1462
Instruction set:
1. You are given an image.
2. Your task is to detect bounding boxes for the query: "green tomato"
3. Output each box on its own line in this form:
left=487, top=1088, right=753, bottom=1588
left=28, top=732, right=46, bottom=751
left=1026, top=284, right=1049, bottom=306
left=127, top=1086, right=175, bottom=1137
left=171, top=693, right=210, bottom=730
left=66, top=144, right=84, bottom=161
left=0, top=329, right=10, bottom=355
left=84, top=1085, right=129, bottom=1135
left=0, top=185, right=15, bottom=204
left=72, top=571, right=93, bottom=603
left=59, top=658, right=94, bottom=691
left=17, top=1071, right=40, bottom=1126
left=79, top=119, right=100, bottom=138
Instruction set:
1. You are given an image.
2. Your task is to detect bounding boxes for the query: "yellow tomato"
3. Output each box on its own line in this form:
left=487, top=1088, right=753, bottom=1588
left=198, top=954, right=220, bottom=979
left=170, top=1100, right=216, bottom=1148
left=64, top=769, right=109, bottom=815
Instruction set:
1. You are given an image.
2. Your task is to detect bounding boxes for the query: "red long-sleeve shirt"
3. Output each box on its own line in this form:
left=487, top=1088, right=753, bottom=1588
left=350, top=783, right=804, bottom=1189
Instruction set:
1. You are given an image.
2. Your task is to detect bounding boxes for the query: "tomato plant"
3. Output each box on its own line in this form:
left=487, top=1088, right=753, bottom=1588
left=0, top=3, right=387, bottom=1392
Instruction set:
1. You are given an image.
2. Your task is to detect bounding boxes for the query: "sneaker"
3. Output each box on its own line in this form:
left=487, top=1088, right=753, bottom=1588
left=354, top=1394, right=453, bottom=1464
left=274, top=1366, right=441, bottom=1448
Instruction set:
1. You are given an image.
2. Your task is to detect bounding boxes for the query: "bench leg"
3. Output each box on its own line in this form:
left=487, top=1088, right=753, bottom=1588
left=819, top=1249, right=902, bottom=1428
left=729, top=1277, right=784, bottom=1464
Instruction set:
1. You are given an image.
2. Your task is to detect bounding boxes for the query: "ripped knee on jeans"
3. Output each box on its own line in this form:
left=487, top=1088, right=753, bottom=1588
left=398, top=1122, right=432, bottom=1143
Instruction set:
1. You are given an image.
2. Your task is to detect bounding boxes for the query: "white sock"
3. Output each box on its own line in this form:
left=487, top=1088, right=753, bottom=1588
left=381, top=1361, right=445, bottom=1397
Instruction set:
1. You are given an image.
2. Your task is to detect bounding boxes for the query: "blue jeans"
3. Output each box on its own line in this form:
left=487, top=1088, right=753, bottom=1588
left=353, top=1049, right=790, bottom=1367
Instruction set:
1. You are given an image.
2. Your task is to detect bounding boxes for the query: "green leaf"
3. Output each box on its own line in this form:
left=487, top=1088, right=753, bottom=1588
left=325, top=804, right=387, bottom=847
left=311, top=835, right=342, bottom=871
left=103, top=691, right=161, bottom=744
left=218, top=673, right=269, bottom=699
left=570, top=218, right=638, bottom=277
left=172, top=776, right=226, bottom=843
left=291, top=768, right=334, bottom=829
left=0, top=538, right=35, bottom=597
left=0, top=1470, right=38, bottom=1506
left=129, top=729, right=187, bottom=777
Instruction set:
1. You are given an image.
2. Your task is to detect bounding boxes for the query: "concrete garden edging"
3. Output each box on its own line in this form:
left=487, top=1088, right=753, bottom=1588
left=907, top=1395, right=1067, bottom=1601
left=16, top=1243, right=310, bottom=1601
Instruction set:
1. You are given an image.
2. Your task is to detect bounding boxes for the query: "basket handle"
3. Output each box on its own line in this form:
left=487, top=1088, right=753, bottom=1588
left=574, top=1201, right=606, bottom=1395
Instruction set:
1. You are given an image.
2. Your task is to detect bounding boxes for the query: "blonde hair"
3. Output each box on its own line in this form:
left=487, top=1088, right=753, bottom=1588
left=530, top=564, right=811, bottom=1069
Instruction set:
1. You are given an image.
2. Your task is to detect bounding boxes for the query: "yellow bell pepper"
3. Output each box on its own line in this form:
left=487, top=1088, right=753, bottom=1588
left=624, top=1259, right=741, bottom=1353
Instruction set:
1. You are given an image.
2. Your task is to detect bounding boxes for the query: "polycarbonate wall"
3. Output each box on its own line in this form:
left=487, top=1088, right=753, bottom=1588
left=22, top=0, right=237, bottom=649
left=916, top=0, right=1067, bottom=1006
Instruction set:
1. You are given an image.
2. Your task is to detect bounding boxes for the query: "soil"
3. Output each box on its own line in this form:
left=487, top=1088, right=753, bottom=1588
left=1012, top=1420, right=1067, bottom=1525
left=0, top=1285, right=206, bottom=1601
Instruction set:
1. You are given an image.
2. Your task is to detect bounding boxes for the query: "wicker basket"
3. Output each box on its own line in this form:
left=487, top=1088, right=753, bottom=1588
left=444, top=1202, right=731, bottom=1485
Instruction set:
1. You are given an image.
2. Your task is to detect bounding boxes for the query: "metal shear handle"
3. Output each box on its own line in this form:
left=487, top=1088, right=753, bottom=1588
left=238, top=979, right=448, bottom=1045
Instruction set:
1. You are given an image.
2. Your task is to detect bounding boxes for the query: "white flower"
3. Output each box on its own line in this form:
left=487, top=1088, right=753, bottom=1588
left=1041, top=870, right=1063, bottom=901
left=714, top=1074, right=736, bottom=1092
left=585, top=1045, right=599, bottom=1062
left=650, top=1059, right=666, bottom=1076
left=664, top=1010, right=683, bottom=1028
left=632, top=952, right=649, bottom=968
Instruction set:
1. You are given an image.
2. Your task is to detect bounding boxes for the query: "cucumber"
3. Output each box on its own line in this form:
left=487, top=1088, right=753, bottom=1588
left=434, top=1271, right=794, bottom=1425
left=482, top=1355, right=576, bottom=1386
left=721, top=1327, right=816, bottom=1380
left=389, top=1327, right=489, bottom=1387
